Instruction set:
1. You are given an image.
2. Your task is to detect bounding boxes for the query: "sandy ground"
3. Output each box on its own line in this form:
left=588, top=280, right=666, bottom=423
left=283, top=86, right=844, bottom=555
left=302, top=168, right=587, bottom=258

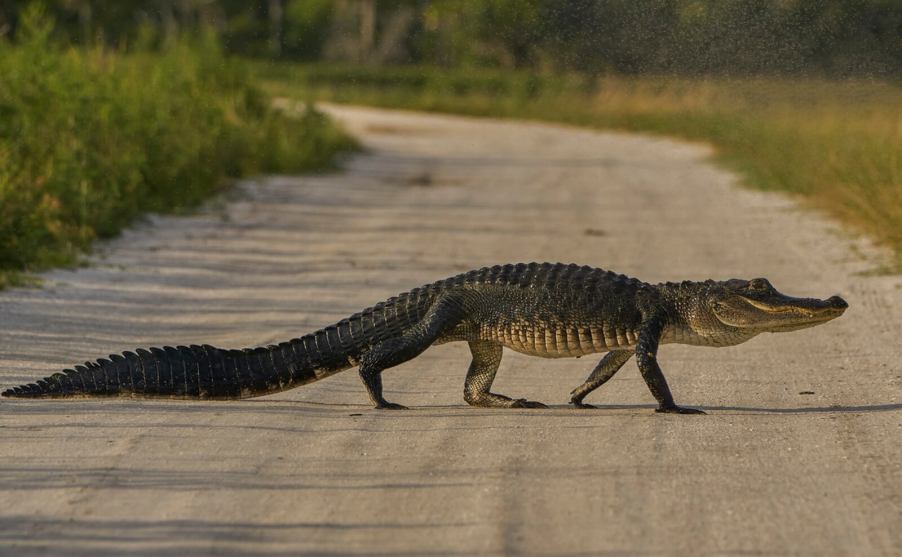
left=1, top=105, right=900, bottom=556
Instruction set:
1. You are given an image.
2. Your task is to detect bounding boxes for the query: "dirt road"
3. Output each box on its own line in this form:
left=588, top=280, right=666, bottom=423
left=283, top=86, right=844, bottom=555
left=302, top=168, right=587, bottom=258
left=1, top=105, right=899, bottom=556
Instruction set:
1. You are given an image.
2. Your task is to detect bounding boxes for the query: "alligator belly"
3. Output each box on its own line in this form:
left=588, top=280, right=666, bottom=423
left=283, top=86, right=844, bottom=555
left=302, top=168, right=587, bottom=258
left=502, top=343, right=591, bottom=358
left=484, top=324, right=627, bottom=358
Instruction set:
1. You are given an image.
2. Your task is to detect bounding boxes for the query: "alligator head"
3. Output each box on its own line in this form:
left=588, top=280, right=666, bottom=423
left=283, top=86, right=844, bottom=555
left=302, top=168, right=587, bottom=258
left=710, top=278, right=847, bottom=332
left=670, top=278, right=848, bottom=346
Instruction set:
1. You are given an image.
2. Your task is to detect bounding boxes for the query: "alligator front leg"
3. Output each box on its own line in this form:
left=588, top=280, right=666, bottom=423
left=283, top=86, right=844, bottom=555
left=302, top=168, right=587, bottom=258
left=463, top=340, right=547, bottom=408
left=570, top=350, right=633, bottom=408
left=636, top=313, right=705, bottom=415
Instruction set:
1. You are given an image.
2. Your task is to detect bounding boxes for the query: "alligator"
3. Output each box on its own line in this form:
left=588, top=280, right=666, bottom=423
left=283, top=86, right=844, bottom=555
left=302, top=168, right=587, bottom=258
left=1, top=263, right=847, bottom=413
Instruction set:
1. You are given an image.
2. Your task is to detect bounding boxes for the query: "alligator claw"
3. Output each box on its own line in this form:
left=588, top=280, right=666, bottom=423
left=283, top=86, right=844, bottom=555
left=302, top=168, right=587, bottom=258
left=511, top=399, right=548, bottom=409
left=376, top=402, right=409, bottom=410
left=655, top=406, right=706, bottom=415
left=570, top=400, right=596, bottom=409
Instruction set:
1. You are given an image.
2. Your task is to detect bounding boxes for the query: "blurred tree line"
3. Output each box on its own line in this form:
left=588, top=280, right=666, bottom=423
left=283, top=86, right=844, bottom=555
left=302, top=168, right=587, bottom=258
left=1, top=0, right=899, bottom=77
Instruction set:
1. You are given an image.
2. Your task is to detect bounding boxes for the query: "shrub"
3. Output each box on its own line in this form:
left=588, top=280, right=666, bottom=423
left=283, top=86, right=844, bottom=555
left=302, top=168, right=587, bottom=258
left=0, top=8, right=356, bottom=285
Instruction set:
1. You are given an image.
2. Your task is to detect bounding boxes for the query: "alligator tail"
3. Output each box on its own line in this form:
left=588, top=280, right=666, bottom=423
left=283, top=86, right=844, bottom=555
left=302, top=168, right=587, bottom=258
left=2, top=331, right=356, bottom=399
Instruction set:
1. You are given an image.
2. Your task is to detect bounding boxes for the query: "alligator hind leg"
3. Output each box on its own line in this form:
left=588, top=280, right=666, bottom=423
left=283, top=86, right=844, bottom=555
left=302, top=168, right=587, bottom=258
left=570, top=350, right=633, bottom=408
left=464, top=340, right=547, bottom=408
left=358, top=295, right=464, bottom=409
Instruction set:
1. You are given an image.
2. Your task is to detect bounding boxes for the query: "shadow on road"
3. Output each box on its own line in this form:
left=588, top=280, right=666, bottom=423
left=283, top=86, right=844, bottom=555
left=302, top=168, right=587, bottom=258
left=562, top=402, right=902, bottom=414
left=4, top=399, right=898, bottom=417
left=0, top=515, right=472, bottom=557
left=699, top=403, right=902, bottom=414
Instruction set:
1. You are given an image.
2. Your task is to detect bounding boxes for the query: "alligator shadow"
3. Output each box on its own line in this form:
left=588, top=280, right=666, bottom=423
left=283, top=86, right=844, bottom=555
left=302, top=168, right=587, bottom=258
left=0, top=514, right=473, bottom=557
left=579, top=402, right=902, bottom=414
left=3, top=399, right=899, bottom=417
left=700, top=403, right=902, bottom=414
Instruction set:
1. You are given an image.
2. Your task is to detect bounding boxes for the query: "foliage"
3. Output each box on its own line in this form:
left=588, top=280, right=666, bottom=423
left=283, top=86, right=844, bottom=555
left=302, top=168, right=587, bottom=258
left=1, top=1, right=900, bottom=77
left=257, top=63, right=902, bottom=262
left=1, top=1, right=899, bottom=280
left=0, top=7, right=356, bottom=282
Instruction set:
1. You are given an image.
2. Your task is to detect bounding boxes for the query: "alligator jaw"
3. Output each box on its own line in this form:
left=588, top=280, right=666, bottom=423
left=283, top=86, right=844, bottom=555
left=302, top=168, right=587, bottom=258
left=742, top=293, right=846, bottom=315
left=764, top=296, right=848, bottom=332
left=737, top=293, right=847, bottom=332
left=704, top=276, right=848, bottom=335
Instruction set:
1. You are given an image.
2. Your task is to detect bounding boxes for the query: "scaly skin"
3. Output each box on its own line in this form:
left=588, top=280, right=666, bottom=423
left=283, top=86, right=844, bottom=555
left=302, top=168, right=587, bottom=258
left=1, top=263, right=848, bottom=413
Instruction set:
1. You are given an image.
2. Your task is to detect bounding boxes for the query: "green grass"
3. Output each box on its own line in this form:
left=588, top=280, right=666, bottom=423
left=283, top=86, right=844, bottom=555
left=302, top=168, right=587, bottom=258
left=255, top=63, right=902, bottom=266
left=0, top=14, right=357, bottom=289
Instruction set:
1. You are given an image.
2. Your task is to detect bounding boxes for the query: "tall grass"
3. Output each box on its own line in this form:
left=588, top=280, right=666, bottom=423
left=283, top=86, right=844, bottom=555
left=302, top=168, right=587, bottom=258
left=257, top=63, right=902, bottom=265
left=0, top=12, right=357, bottom=288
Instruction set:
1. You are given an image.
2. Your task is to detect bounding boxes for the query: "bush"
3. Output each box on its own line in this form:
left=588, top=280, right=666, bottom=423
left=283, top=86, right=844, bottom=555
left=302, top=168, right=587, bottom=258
left=0, top=8, right=357, bottom=285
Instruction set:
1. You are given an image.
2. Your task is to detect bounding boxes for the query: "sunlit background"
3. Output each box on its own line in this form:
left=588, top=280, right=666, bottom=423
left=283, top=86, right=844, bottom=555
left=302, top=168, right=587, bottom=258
left=4, top=1, right=899, bottom=75
left=1, top=1, right=900, bottom=286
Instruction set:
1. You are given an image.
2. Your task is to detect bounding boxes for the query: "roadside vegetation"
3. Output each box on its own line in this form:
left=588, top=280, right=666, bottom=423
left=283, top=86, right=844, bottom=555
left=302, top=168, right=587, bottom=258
left=256, top=63, right=902, bottom=265
left=3, top=1, right=899, bottom=277
left=0, top=11, right=357, bottom=288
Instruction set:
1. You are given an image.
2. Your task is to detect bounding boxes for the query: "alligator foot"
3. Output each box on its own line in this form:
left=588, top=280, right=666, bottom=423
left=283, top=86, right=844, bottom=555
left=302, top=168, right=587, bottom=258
left=570, top=399, right=596, bottom=409
left=375, top=402, right=409, bottom=410
left=655, top=405, right=706, bottom=415
left=511, top=398, right=548, bottom=409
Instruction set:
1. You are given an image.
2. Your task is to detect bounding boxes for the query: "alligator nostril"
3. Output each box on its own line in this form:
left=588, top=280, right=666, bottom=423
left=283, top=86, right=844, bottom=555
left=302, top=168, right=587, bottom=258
left=828, top=295, right=848, bottom=310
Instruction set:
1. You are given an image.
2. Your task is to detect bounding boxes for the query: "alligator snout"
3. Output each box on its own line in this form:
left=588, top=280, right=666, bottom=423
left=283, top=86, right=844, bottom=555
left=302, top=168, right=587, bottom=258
left=827, top=295, right=848, bottom=310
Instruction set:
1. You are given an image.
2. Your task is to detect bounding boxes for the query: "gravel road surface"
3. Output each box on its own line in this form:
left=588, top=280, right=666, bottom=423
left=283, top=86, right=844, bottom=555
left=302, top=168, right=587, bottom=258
left=1, top=105, right=899, bottom=556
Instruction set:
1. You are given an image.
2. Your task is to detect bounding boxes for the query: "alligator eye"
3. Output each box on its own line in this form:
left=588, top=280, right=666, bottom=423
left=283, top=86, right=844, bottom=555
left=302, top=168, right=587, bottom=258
left=748, top=279, right=770, bottom=291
